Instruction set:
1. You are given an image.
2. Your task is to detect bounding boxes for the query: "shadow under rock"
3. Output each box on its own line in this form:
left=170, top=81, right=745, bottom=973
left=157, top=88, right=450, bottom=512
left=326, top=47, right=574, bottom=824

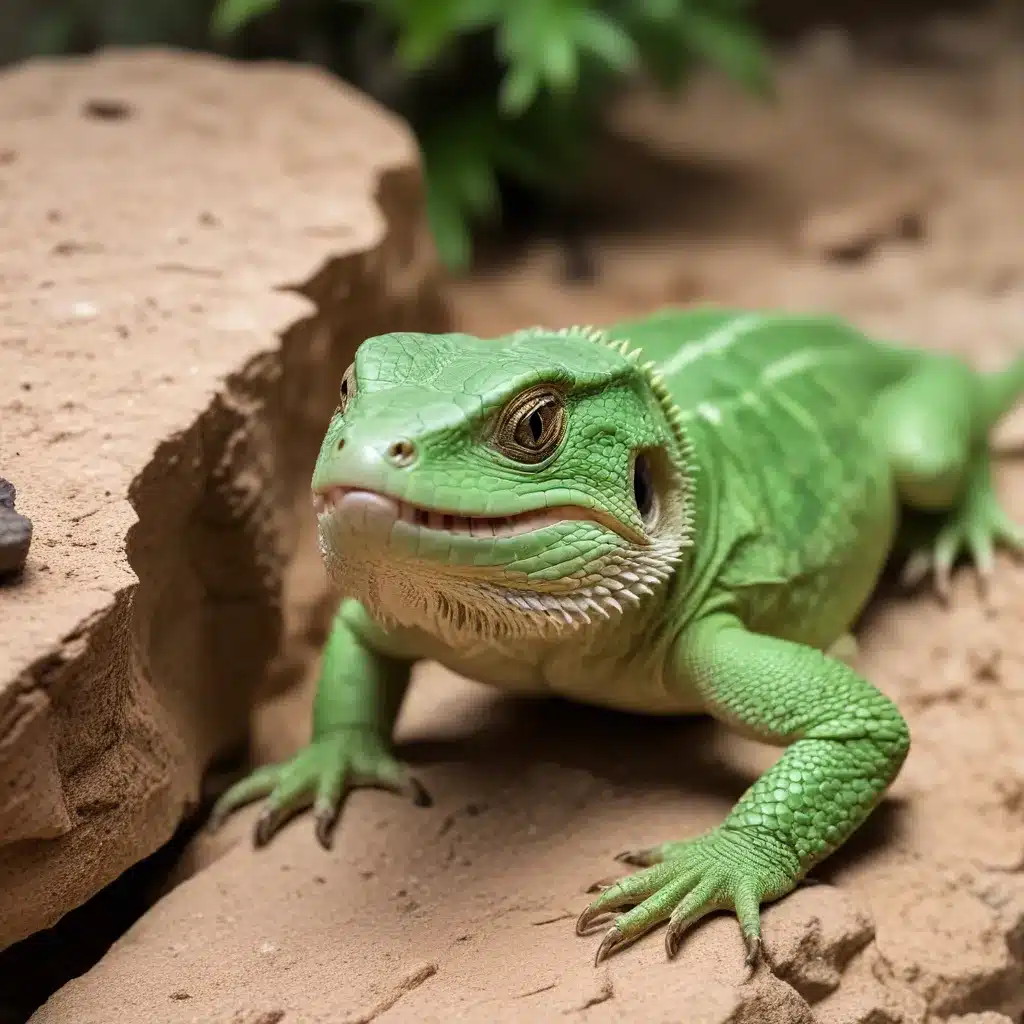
left=0, top=801, right=216, bottom=1024
left=470, top=132, right=796, bottom=283
left=580, top=132, right=800, bottom=240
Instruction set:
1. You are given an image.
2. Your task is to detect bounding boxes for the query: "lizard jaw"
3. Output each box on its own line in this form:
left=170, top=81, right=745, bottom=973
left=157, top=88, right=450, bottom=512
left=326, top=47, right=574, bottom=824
left=314, top=487, right=686, bottom=638
left=313, top=486, right=644, bottom=543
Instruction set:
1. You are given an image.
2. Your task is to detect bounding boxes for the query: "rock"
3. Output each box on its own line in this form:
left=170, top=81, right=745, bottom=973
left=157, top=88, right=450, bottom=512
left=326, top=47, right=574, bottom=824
left=0, top=478, right=32, bottom=577
left=867, top=865, right=1024, bottom=1021
left=767, top=883, right=876, bottom=1003
left=944, top=1014, right=1016, bottom=1024
left=0, top=48, right=445, bottom=950
left=815, top=945, right=927, bottom=1024
left=916, top=15, right=1008, bottom=67
left=798, top=186, right=931, bottom=263
left=795, top=26, right=858, bottom=77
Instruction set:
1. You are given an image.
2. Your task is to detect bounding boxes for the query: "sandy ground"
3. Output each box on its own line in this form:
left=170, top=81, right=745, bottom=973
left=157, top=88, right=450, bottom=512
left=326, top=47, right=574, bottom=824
left=29, top=9, right=1024, bottom=1024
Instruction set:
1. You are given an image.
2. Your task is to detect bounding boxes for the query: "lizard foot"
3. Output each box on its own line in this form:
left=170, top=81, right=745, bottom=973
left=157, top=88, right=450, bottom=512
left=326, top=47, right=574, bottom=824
left=901, top=463, right=1024, bottom=601
left=208, top=727, right=430, bottom=849
left=577, top=828, right=798, bottom=966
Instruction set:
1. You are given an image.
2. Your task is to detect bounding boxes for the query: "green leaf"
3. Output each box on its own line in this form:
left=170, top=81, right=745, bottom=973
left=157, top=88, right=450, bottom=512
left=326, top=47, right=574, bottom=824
left=210, top=0, right=279, bottom=37
left=450, top=0, right=506, bottom=29
left=499, top=64, right=541, bottom=116
left=540, top=31, right=578, bottom=91
left=420, top=105, right=508, bottom=270
left=490, top=136, right=555, bottom=187
left=426, top=181, right=474, bottom=272
left=392, top=0, right=501, bottom=68
left=394, top=2, right=460, bottom=68
left=493, top=0, right=643, bottom=117
left=453, top=156, right=500, bottom=218
left=24, top=10, right=76, bottom=55
left=637, top=0, right=682, bottom=19
left=682, top=11, right=773, bottom=95
left=495, top=0, right=536, bottom=57
left=572, top=10, right=638, bottom=70
left=625, top=18, right=691, bottom=92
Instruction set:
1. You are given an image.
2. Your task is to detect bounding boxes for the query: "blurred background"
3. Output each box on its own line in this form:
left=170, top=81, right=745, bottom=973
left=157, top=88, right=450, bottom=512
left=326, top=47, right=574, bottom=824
left=0, top=0, right=1007, bottom=276
left=2, top=1, right=1023, bottom=1021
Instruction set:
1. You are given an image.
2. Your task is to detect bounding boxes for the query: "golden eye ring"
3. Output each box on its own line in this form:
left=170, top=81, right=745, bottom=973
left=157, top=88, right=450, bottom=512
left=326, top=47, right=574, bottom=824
left=493, top=385, right=566, bottom=464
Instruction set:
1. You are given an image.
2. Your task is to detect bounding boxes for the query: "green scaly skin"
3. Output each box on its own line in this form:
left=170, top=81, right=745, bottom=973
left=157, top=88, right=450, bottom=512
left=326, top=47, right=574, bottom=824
left=209, top=308, right=1024, bottom=966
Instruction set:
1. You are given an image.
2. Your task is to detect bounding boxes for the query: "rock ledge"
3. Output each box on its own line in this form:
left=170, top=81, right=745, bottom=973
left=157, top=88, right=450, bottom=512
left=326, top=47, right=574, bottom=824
left=0, top=47, right=445, bottom=949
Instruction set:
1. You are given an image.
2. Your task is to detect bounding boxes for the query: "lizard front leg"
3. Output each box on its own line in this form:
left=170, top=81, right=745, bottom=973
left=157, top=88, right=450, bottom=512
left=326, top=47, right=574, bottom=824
left=576, top=612, right=910, bottom=965
left=209, top=599, right=427, bottom=848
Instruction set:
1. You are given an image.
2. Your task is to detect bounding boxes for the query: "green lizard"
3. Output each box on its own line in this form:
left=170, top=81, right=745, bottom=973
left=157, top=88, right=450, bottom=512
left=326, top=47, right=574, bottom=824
left=209, top=307, right=1024, bottom=965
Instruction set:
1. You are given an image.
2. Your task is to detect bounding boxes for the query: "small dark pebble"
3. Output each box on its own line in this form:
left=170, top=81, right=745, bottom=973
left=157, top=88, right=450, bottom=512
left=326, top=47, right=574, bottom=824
left=82, top=97, right=133, bottom=121
left=0, top=477, right=32, bottom=578
left=169, top=991, right=191, bottom=1001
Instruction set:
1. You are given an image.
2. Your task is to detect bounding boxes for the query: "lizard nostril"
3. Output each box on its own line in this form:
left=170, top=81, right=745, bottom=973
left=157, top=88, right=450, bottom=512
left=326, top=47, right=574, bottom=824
left=336, top=437, right=345, bottom=452
left=386, top=439, right=417, bottom=468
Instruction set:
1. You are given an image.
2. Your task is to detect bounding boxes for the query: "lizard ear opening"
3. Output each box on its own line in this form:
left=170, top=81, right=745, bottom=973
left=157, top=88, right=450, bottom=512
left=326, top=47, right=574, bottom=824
left=633, top=452, right=658, bottom=528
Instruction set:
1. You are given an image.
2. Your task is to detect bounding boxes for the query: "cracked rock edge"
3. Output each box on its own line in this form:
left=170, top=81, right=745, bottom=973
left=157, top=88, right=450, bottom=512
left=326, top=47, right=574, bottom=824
left=0, top=160, right=446, bottom=951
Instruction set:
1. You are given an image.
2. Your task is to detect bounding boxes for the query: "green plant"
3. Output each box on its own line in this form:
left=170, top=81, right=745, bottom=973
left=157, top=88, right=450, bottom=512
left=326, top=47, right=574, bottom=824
left=11, top=0, right=770, bottom=271
left=211, top=0, right=771, bottom=272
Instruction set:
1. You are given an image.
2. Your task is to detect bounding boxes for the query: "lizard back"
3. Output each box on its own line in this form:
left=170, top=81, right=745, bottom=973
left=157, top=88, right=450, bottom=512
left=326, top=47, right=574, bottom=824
left=606, top=308, right=914, bottom=645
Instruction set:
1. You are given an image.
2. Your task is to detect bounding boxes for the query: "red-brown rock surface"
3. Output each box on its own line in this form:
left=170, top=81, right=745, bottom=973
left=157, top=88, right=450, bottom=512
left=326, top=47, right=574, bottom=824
left=0, top=47, right=444, bottom=951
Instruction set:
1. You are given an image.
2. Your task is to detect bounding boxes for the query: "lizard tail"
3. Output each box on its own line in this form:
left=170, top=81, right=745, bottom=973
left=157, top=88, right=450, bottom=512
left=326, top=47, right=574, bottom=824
left=981, top=353, right=1024, bottom=430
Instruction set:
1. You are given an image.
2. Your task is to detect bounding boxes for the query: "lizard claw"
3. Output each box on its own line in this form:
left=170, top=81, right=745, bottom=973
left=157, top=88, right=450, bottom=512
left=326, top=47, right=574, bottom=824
left=255, top=799, right=310, bottom=848
left=211, top=728, right=429, bottom=852
left=576, top=904, right=604, bottom=935
left=314, top=801, right=340, bottom=850
left=594, top=926, right=626, bottom=965
left=576, top=830, right=793, bottom=967
left=255, top=809, right=277, bottom=848
left=615, top=846, right=663, bottom=867
left=405, top=775, right=433, bottom=808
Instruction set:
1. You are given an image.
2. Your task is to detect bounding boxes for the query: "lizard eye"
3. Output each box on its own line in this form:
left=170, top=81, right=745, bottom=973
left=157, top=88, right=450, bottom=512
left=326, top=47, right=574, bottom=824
left=493, top=385, right=566, bottom=464
left=337, top=363, right=358, bottom=417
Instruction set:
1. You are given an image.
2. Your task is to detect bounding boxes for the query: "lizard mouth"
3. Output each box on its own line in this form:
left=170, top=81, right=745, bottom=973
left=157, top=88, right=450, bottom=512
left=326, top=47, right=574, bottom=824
left=313, top=486, right=641, bottom=541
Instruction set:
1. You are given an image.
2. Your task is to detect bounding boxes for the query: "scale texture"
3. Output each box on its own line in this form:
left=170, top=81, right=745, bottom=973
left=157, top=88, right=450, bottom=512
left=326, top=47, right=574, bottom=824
left=212, top=306, right=1024, bottom=965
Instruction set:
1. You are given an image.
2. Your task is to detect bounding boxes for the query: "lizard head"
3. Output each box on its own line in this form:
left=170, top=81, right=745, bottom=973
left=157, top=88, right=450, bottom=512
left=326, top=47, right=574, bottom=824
left=311, top=327, right=695, bottom=640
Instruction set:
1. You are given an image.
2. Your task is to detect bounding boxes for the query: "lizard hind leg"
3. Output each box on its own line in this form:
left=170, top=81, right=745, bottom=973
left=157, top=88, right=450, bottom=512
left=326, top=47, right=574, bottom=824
left=877, top=354, right=1024, bottom=598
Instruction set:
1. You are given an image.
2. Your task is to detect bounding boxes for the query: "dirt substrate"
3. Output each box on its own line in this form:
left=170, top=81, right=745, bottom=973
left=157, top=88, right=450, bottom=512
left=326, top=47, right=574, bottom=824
left=23, top=8, right=1024, bottom=1024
